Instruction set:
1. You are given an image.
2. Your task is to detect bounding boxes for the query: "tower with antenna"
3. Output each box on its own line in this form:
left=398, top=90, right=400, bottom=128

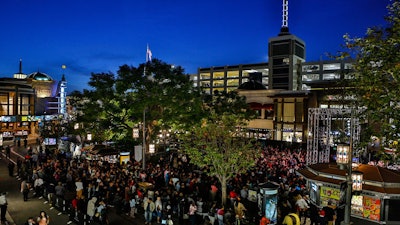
left=58, top=66, right=67, bottom=116
left=268, top=0, right=306, bottom=90
left=13, top=59, right=27, bottom=79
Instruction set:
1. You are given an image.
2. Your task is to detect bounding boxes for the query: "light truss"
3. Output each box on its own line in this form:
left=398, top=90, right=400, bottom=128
left=306, top=108, right=360, bottom=165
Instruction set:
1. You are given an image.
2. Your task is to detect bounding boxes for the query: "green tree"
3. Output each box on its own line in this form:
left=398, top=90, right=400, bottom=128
left=74, top=59, right=203, bottom=151
left=342, top=1, right=400, bottom=160
left=181, top=90, right=259, bottom=206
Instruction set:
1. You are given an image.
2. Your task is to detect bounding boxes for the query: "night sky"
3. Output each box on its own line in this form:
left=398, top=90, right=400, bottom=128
left=0, top=0, right=390, bottom=93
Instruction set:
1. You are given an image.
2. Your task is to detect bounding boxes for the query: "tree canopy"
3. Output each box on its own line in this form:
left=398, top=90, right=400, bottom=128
left=180, top=90, right=259, bottom=206
left=342, top=1, right=400, bottom=158
left=71, top=59, right=203, bottom=149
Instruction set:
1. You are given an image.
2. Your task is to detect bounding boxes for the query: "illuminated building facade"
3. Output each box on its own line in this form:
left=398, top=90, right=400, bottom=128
left=0, top=60, right=68, bottom=142
left=195, top=0, right=354, bottom=144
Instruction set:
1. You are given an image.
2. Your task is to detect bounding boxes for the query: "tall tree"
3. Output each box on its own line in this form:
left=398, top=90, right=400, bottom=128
left=75, top=59, right=203, bottom=151
left=342, top=1, right=400, bottom=158
left=181, top=90, right=259, bottom=206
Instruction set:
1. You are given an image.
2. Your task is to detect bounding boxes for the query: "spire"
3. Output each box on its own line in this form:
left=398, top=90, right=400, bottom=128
left=19, top=59, right=22, bottom=74
left=279, top=0, right=290, bottom=35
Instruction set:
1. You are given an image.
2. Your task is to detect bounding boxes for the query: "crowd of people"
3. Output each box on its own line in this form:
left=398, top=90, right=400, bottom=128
left=7, top=141, right=333, bottom=225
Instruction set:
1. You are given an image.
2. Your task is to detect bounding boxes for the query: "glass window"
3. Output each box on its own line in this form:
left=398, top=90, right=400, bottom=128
left=212, top=80, right=224, bottom=87
left=227, top=71, right=239, bottom=78
left=200, top=81, right=211, bottom=87
left=323, top=73, right=340, bottom=80
left=283, top=103, right=295, bottom=122
left=227, top=79, right=239, bottom=86
left=200, top=73, right=210, bottom=80
left=262, top=77, right=269, bottom=85
left=295, top=101, right=303, bottom=122
left=213, top=87, right=224, bottom=92
left=277, top=103, right=282, bottom=122
left=302, top=65, right=319, bottom=72
left=213, top=72, right=224, bottom=79
left=302, top=74, right=320, bottom=81
left=323, top=63, right=341, bottom=70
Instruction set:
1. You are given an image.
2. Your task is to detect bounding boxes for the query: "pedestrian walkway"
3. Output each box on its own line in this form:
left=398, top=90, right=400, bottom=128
left=0, top=144, right=144, bottom=225
left=0, top=152, right=71, bottom=225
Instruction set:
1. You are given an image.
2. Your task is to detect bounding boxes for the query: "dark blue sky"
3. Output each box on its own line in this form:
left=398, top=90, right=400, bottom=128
left=0, top=0, right=390, bottom=93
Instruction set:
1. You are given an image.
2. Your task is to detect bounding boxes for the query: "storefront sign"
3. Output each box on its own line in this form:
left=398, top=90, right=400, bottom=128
left=320, top=186, right=340, bottom=200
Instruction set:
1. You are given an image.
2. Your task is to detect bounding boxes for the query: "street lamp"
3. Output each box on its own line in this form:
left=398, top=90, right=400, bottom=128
left=336, top=143, right=363, bottom=225
left=142, top=108, right=146, bottom=170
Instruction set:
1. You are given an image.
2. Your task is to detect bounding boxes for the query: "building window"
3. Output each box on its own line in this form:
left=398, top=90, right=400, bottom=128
left=323, top=63, right=341, bottom=70
left=283, top=103, right=295, bottom=122
left=227, top=79, right=239, bottom=87
left=200, top=73, right=210, bottom=80
left=323, top=73, right=340, bottom=80
left=303, top=65, right=319, bottom=72
left=213, top=72, right=225, bottom=79
left=227, top=71, right=239, bottom=78
left=302, top=74, right=320, bottom=81
left=200, top=81, right=211, bottom=87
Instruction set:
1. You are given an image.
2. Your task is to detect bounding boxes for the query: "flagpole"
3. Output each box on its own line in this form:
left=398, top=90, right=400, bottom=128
left=142, top=44, right=152, bottom=170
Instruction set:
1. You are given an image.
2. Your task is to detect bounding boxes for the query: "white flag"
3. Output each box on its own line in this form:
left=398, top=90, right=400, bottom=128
left=146, top=44, right=152, bottom=62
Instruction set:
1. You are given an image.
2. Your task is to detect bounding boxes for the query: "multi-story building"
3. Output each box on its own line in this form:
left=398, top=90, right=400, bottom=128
left=194, top=4, right=354, bottom=144
left=0, top=60, right=68, bottom=143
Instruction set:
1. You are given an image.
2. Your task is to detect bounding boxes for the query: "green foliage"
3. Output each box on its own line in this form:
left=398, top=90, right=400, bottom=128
left=180, top=91, right=259, bottom=205
left=182, top=112, right=259, bottom=178
left=341, top=1, right=400, bottom=158
left=71, top=59, right=203, bottom=149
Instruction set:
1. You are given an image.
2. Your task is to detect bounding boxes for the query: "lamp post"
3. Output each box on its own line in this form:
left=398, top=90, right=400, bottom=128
left=142, top=108, right=146, bottom=170
left=336, top=142, right=363, bottom=225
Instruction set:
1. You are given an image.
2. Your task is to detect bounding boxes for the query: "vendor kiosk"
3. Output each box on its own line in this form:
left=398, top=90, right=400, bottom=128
left=297, top=163, right=400, bottom=225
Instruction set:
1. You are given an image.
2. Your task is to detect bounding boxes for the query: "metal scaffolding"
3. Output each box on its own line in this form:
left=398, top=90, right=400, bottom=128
left=306, top=108, right=360, bottom=165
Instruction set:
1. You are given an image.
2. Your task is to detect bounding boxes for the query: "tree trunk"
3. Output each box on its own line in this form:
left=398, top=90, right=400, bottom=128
left=221, top=177, right=227, bottom=207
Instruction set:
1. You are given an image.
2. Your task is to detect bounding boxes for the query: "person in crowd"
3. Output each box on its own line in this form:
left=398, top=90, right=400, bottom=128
left=86, top=196, right=97, bottom=222
left=24, top=216, right=37, bottom=225
left=188, top=201, right=197, bottom=225
left=155, top=196, right=163, bottom=223
left=33, top=174, right=44, bottom=198
left=24, top=138, right=28, bottom=148
left=282, top=207, right=300, bottom=225
left=322, top=201, right=336, bottom=225
left=260, top=213, right=270, bottom=225
left=129, top=194, right=137, bottom=219
left=37, top=211, right=50, bottom=225
left=0, top=192, right=8, bottom=225
left=295, top=194, right=309, bottom=224
left=308, top=203, right=319, bottom=225
left=7, top=161, right=14, bottom=177
left=144, top=197, right=155, bottom=225
left=5, top=146, right=11, bottom=159
left=97, top=200, right=108, bottom=225
left=55, top=182, right=65, bottom=199
left=318, top=209, right=327, bottom=225
left=21, top=179, right=30, bottom=201
left=216, top=206, right=224, bottom=225
left=210, top=182, right=218, bottom=202
left=75, top=178, right=84, bottom=200
left=234, top=198, right=246, bottom=220
left=45, top=182, right=55, bottom=206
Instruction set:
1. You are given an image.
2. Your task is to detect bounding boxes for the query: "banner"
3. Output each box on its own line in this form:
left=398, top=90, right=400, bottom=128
left=134, top=145, right=142, bottom=162
left=320, top=186, right=340, bottom=200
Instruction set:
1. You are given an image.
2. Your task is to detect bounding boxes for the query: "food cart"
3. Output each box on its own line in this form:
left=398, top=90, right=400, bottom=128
left=297, top=163, right=400, bottom=224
